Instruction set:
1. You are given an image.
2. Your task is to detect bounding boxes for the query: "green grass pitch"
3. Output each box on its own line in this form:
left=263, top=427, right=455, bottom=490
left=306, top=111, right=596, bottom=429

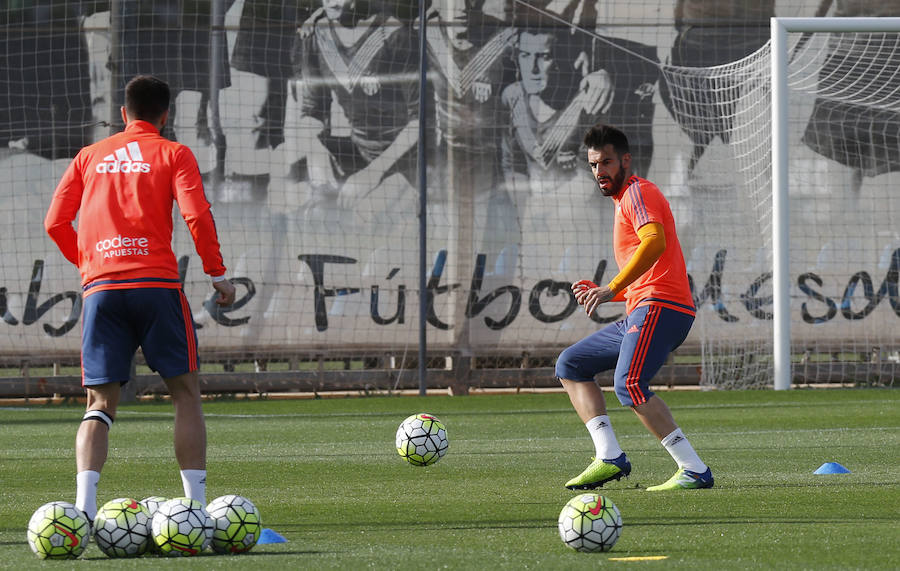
left=1, top=388, right=898, bottom=569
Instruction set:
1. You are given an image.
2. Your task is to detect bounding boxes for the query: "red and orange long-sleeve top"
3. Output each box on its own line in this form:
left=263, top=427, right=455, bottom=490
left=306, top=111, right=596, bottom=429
left=608, top=175, right=696, bottom=317
left=45, top=120, right=226, bottom=296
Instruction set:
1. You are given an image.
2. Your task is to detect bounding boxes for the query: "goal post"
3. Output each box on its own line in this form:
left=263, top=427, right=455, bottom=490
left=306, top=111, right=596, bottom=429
left=663, top=16, right=900, bottom=390
left=771, top=17, right=900, bottom=390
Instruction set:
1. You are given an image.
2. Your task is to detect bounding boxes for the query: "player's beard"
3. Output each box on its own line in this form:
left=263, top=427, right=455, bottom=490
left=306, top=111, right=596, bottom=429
left=596, top=169, right=627, bottom=197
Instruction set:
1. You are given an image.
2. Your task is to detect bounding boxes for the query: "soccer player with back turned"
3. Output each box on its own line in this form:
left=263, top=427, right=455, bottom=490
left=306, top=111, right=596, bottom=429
left=557, top=124, right=714, bottom=491
left=44, top=75, right=236, bottom=520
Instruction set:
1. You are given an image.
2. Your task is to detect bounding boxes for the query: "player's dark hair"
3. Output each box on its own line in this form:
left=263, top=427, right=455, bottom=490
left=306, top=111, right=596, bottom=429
left=583, top=124, right=630, bottom=156
left=125, top=75, right=170, bottom=122
left=516, top=14, right=560, bottom=49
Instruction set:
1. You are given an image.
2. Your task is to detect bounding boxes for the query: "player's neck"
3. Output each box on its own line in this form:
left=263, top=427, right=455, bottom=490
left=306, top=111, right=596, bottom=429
left=330, top=14, right=376, bottom=47
left=610, top=172, right=634, bottom=198
left=527, top=94, right=556, bottom=122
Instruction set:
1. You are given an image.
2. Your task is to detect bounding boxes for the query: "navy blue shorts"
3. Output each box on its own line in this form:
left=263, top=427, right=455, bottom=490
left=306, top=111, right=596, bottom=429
left=81, top=288, right=198, bottom=386
left=555, top=305, right=694, bottom=406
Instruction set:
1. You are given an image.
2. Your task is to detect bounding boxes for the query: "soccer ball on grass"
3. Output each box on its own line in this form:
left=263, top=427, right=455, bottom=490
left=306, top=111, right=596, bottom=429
left=138, top=496, right=169, bottom=553
left=558, top=493, right=622, bottom=552
left=151, top=497, right=213, bottom=556
left=93, top=497, right=152, bottom=558
left=26, top=501, right=91, bottom=559
left=206, top=494, right=262, bottom=554
left=139, top=496, right=169, bottom=518
left=395, top=413, right=449, bottom=466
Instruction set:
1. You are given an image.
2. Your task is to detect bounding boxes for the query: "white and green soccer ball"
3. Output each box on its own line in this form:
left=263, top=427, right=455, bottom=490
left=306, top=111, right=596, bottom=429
left=93, top=498, right=152, bottom=558
left=558, top=493, right=622, bottom=553
left=139, top=496, right=169, bottom=518
left=26, top=501, right=91, bottom=560
left=206, top=495, right=262, bottom=554
left=138, top=496, right=169, bottom=553
left=395, top=413, right=449, bottom=466
left=151, top=497, right=213, bottom=557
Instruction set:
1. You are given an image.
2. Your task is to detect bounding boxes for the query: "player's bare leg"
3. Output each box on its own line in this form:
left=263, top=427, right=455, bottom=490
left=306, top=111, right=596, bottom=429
left=630, top=395, right=677, bottom=439
left=559, top=378, right=608, bottom=421
left=164, top=371, right=208, bottom=503
left=77, top=384, right=120, bottom=471
left=560, top=378, right=630, bottom=490
left=634, top=395, right=714, bottom=491
left=75, top=383, right=120, bottom=520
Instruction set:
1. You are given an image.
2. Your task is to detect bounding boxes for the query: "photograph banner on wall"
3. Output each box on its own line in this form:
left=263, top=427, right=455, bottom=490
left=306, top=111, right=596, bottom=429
left=1, top=0, right=899, bottom=365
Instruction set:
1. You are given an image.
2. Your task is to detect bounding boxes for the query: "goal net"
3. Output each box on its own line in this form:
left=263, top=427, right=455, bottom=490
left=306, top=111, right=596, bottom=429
left=661, top=18, right=900, bottom=388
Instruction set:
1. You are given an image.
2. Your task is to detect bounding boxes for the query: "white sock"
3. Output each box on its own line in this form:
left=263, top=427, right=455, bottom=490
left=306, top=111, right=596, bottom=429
left=180, top=469, right=207, bottom=505
left=585, top=415, right=624, bottom=460
left=661, top=428, right=707, bottom=473
left=75, top=470, right=100, bottom=521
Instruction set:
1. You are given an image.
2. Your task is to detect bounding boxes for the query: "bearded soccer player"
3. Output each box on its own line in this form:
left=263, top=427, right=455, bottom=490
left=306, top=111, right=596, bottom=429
left=557, top=124, right=713, bottom=491
left=44, top=75, right=236, bottom=520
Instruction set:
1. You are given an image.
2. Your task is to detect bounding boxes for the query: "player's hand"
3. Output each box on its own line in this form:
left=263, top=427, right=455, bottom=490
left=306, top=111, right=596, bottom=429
left=580, top=69, right=614, bottom=115
left=307, top=141, right=338, bottom=190
left=555, top=150, right=577, bottom=170
left=360, top=74, right=381, bottom=96
left=213, top=279, right=236, bottom=307
left=572, top=279, right=614, bottom=316
left=473, top=81, right=492, bottom=103
left=339, top=166, right=380, bottom=209
left=572, top=279, right=596, bottom=306
left=297, top=7, right=321, bottom=39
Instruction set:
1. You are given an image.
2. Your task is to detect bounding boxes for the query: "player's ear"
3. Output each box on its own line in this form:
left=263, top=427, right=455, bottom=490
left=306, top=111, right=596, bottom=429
left=120, top=106, right=128, bottom=125
left=621, top=152, right=632, bottom=171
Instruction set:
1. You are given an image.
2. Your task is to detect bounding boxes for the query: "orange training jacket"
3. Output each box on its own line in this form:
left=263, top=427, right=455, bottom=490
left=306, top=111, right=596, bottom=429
left=45, top=120, right=226, bottom=296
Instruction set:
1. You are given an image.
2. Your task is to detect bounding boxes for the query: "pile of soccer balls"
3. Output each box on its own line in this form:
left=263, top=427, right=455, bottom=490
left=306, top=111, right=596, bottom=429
left=26, top=494, right=261, bottom=559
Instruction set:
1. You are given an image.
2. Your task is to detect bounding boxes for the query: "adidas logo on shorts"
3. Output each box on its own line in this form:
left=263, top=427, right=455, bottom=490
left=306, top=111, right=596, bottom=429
left=95, top=141, right=150, bottom=174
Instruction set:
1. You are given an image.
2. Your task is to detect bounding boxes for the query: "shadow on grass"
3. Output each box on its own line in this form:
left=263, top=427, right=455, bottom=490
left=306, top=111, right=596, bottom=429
left=631, top=516, right=898, bottom=526
left=721, top=481, right=898, bottom=490
left=604, top=480, right=899, bottom=492
left=80, top=549, right=330, bottom=560
left=270, top=510, right=899, bottom=534
left=274, top=519, right=554, bottom=532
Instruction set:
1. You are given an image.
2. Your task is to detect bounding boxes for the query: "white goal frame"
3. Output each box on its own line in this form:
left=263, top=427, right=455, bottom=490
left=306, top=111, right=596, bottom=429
left=770, top=17, right=900, bottom=390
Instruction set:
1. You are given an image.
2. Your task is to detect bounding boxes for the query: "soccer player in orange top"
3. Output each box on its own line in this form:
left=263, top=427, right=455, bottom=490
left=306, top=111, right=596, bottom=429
left=44, top=75, right=236, bottom=519
left=557, top=124, right=714, bottom=491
